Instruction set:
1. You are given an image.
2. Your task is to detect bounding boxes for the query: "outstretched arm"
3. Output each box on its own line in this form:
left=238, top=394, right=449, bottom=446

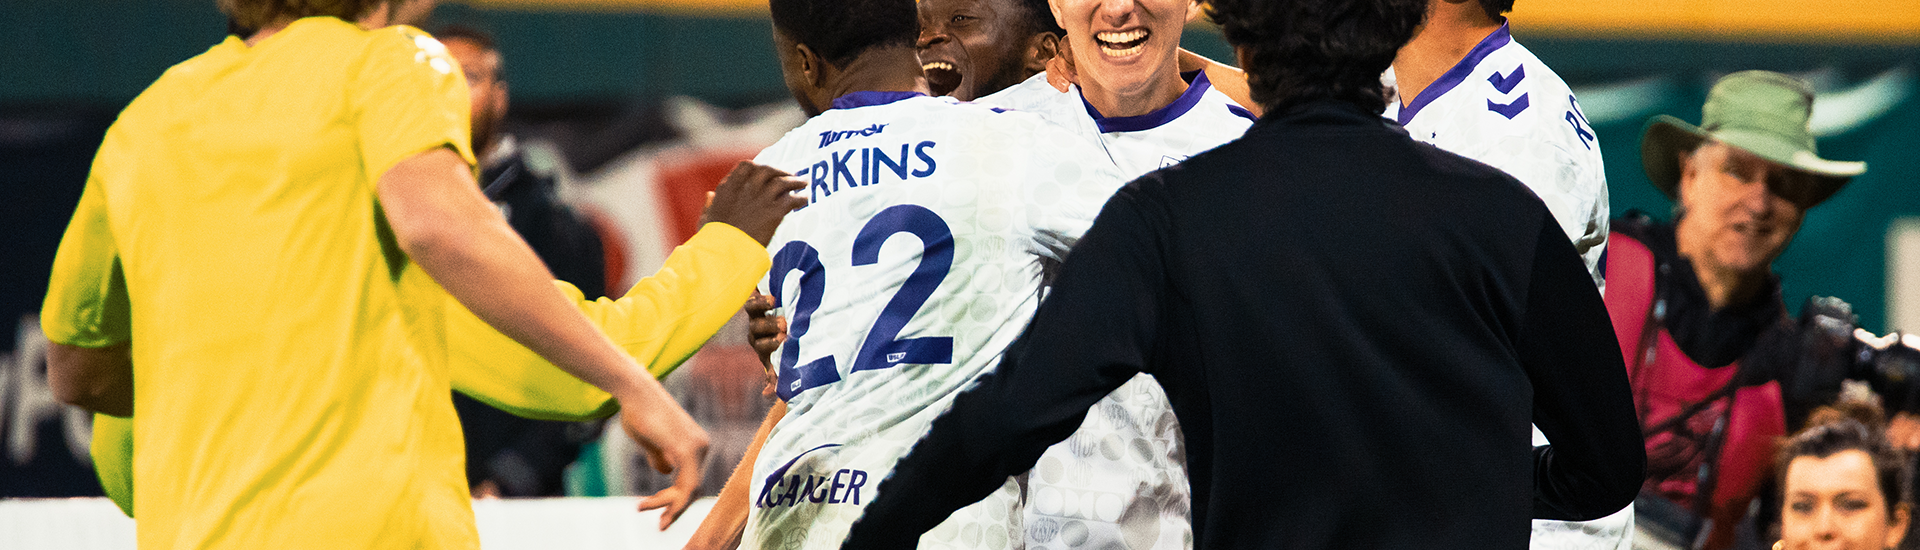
left=379, top=146, right=711, bottom=525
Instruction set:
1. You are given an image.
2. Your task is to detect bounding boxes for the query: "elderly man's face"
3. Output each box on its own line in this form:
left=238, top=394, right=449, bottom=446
left=1675, top=141, right=1810, bottom=277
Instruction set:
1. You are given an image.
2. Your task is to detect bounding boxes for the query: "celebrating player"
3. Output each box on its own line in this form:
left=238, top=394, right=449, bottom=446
left=968, top=1, right=1253, bottom=547
left=681, top=0, right=1132, bottom=548
left=744, top=1, right=1253, bottom=547
left=916, top=0, right=1063, bottom=101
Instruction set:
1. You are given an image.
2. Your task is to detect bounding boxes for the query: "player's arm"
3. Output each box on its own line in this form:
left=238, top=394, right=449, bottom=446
left=43, top=165, right=135, bottom=418
left=685, top=398, right=787, bottom=550
left=1518, top=214, right=1643, bottom=521
left=1177, top=48, right=1257, bottom=117
left=378, top=146, right=711, bottom=524
left=844, top=180, right=1170, bottom=549
left=445, top=163, right=801, bottom=424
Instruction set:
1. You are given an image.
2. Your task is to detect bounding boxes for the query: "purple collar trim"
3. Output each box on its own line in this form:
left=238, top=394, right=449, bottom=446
left=831, top=91, right=926, bottom=110
left=1395, top=20, right=1511, bottom=126
left=1083, top=70, right=1212, bottom=133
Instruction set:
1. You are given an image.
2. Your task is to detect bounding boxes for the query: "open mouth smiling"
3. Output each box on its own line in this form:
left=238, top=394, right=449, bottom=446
left=921, top=60, right=963, bottom=97
left=1095, top=29, right=1150, bottom=57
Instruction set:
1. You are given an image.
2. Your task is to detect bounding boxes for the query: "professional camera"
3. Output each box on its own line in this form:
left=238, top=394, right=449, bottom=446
left=1776, top=296, right=1920, bottom=417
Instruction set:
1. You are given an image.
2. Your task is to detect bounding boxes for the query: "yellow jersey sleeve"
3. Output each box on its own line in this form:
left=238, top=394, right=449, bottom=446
left=447, top=222, right=773, bottom=420
left=42, top=161, right=132, bottom=348
left=352, top=26, right=475, bottom=184
left=92, top=413, right=135, bottom=517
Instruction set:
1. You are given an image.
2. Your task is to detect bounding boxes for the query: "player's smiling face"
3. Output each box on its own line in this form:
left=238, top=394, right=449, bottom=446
left=918, top=0, right=1042, bottom=101
left=1050, top=0, right=1192, bottom=103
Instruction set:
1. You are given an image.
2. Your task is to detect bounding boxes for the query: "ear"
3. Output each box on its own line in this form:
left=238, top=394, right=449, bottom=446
left=1048, top=0, right=1066, bottom=31
left=1025, top=33, right=1060, bottom=73
left=1888, top=503, right=1911, bottom=549
left=1186, top=0, right=1203, bottom=24
left=794, top=42, right=824, bottom=88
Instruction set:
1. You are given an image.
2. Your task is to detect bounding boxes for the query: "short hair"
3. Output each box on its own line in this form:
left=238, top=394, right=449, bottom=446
left=1776, top=405, right=1911, bottom=520
left=1205, top=0, right=1427, bottom=115
left=769, top=0, right=919, bottom=68
left=1012, top=0, right=1065, bottom=37
left=216, top=0, right=403, bottom=33
left=1479, top=0, right=1514, bottom=19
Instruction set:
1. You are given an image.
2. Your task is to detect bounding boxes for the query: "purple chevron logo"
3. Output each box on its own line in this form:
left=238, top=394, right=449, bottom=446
left=1487, top=93, right=1530, bottom=119
left=1488, top=65, right=1526, bottom=94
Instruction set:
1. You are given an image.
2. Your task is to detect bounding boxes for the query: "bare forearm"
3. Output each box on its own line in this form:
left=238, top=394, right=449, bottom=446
left=48, top=342, right=132, bottom=417
left=378, top=148, right=651, bottom=402
left=688, top=400, right=786, bottom=550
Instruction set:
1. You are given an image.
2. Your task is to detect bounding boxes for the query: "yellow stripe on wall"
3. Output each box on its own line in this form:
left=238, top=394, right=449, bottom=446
left=462, top=0, right=766, bottom=16
left=1510, top=0, right=1920, bottom=43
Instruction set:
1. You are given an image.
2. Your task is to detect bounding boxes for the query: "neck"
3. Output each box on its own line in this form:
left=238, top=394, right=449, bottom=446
left=1390, top=3, right=1503, bottom=106
left=817, top=47, right=931, bottom=107
left=1688, top=259, right=1769, bottom=311
left=1676, top=220, right=1770, bottom=311
left=1078, top=52, right=1187, bottom=118
left=244, top=17, right=297, bottom=47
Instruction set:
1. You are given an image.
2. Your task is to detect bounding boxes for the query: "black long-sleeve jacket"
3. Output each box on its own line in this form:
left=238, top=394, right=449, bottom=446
left=841, top=100, right=1645, bottom=549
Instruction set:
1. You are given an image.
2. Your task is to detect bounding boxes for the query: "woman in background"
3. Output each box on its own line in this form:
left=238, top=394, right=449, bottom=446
left=1775, top=405, right=1912, bottom=550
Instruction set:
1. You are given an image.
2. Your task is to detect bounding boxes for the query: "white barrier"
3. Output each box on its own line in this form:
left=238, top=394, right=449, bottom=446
left=0, top=496, right=714, bottom=549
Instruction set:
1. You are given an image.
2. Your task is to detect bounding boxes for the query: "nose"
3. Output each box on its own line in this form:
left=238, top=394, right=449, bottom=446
left=1734, top=171, right=1782, bottom=220
left=1098, top=0, right=1137, bottom=24
left=917, top=25, right=948, bottom=49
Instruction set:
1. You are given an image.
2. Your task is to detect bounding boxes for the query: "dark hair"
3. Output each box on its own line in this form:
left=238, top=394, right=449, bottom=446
left=1013, top=0, right=1065, bottom=37
left=432, top=25, right=498, bottom=52
left=769, top=0, right=919, bottom=68
left=1479, top=0, right=1514, bottom=19
left=1777, top=405, right=1910, bottom=520
left=217, top=0, right=401, bottom=33
left=1205, top=0, right=1427, bottom=116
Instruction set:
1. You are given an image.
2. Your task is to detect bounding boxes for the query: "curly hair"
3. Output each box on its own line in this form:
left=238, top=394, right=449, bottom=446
left=217, top=0, right=404, bottom=32
left=770, top=0, right=919, bottom=68
left=1204, top=0, right=1426, bottom=115
left=1776, top=404, right=1911, bottom=520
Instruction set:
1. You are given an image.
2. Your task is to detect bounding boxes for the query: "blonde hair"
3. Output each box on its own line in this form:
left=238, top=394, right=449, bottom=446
left=216, top=0, right=398, bottom=32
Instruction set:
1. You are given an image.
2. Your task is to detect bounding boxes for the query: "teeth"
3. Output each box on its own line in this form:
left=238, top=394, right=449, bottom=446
left=1100, top=44, right=1145, bottom=57
left=1095, top=30, right=1147, bottom=43
left=922, top=61, right=955, bottom=72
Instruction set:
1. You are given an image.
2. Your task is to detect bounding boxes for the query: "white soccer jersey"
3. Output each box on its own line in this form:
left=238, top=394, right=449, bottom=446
left=1384, top=23, right=1628, bottom=550
left=980, top=71, right=1254, bottom=550
left=1383, top=22, right=1608, bottom=290
left=744, top=92, right=1128, bottom=550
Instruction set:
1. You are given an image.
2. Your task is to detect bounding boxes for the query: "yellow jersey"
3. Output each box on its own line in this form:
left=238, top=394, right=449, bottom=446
left=44, top=17, right=478, bottom=549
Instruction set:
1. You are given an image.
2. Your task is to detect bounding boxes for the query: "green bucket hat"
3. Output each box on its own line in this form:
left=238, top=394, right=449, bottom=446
left=1641, top=70, right=1866, bottom=207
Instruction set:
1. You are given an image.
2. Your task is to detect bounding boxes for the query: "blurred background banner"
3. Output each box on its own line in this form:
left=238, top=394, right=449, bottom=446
left=2, top=0, right=1917, bottom=514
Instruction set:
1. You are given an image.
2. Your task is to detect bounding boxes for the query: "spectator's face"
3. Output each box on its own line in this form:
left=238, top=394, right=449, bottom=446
left=442, top=38, right=508, bottom=155
left=1674, top=141, right=1808, bottom=278
left=1779, top=449, right=1908, bottom=550
left=1048, top=0, right=1193, bottom=99
left=917, top=0, right=1052, bottom=101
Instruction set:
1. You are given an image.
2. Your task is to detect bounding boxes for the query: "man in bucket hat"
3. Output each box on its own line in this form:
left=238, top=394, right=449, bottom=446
left=1606, top=70, right=1866, bottom=549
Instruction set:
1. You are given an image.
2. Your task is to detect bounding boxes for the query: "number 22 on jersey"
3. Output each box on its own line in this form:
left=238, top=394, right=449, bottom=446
left=768, top=204, right=955, bottom=401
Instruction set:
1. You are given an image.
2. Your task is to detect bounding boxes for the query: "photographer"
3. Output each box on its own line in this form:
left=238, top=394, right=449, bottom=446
left=1611, top=71, right=1879, bottom=549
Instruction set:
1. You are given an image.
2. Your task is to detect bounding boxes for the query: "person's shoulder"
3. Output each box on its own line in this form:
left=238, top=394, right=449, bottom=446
left=974, top=72, right=1067, bottom=111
